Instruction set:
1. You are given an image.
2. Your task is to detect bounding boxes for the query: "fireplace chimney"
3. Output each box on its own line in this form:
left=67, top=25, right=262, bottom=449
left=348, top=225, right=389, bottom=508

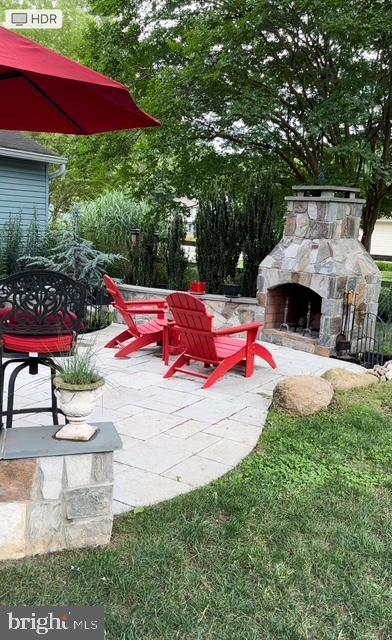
left=257, top=185, right=382, bottom=356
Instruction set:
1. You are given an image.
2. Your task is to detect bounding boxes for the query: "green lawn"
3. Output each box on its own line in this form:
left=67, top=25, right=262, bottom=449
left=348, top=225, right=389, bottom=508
left=1, top=385, right=391, bottom=640
left=376, top=261, right=392, bottom=283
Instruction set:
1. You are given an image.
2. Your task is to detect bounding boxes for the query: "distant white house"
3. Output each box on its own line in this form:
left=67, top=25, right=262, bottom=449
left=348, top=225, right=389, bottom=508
left=174, top=197, right=198, bottom=262
left=175, top=197, right=198, bottom=236
left=370, top=218, right=392, bottom=259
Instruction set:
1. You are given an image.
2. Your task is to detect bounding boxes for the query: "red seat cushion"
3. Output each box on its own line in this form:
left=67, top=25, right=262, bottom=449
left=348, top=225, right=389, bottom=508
left=0, top=307, right=12, bottom=319
left=3, top=333, right=74, bottom=354
left=0, top=307, right=77, bottom=328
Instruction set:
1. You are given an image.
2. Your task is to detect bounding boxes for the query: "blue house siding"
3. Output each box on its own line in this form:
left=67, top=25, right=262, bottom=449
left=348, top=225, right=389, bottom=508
left=0, top=157, right=49, bottom=231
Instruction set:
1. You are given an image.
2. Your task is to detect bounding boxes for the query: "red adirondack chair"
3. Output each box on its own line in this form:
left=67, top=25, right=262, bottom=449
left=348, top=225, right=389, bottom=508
left=164, top=292, right=277, bottom=388
left=103, top=275, right=168, bottom=358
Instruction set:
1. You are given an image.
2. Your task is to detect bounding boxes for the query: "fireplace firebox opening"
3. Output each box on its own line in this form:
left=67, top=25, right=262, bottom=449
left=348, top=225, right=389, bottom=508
left=265, top=283, right=321, bottom=338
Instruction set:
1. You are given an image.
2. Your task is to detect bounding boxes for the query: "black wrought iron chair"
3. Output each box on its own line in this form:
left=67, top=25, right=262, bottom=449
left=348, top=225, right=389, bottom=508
left=0, top=270, right=86, bottom=429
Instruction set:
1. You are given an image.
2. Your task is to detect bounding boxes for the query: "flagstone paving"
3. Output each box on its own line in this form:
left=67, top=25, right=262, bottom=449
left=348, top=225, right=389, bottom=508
left=8, top=324, right=364, bottom=514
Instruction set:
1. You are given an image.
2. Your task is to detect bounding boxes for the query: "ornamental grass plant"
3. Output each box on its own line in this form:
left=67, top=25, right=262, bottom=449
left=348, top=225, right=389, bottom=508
left=55, top=344, right=102, bottom=386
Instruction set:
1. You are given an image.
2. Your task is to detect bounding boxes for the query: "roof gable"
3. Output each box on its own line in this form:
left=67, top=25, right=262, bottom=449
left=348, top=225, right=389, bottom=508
left=0, top=131, right=66, bottom=164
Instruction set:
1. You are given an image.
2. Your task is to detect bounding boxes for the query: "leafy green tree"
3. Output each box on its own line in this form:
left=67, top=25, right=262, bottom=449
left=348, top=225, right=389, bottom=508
left=87, top=0, right=392, bottom=249
left=7, top=0, right=92, bottom=58
left=42, top=134, right=114, bottom=219
left=165, top=209, right=188, bottom=290
left=242, top=172, right=284, bottom=297
left=196, top=188, right=243, bottom=294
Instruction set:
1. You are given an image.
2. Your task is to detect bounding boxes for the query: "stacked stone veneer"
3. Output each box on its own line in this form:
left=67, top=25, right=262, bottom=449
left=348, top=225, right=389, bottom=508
left=0, top=452, right=113, bottom=560
left=257, top=186, right=382, bottom=355
left=117, top=284, right=261, bottom=329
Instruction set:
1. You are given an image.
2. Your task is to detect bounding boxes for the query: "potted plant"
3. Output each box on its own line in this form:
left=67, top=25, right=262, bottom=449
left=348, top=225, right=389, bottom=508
left=223, top=275, right=241, bottom=298
left=190, top=273, right=207, bottom=295
left=53, top=346, right=105, bottom=441
left=190, top=281, right=206, bottom=294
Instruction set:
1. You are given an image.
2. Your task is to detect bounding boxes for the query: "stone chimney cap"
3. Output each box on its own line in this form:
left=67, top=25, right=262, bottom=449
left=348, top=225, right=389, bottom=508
left=287, top=185, right=364, bottom=204
left=293, top=185, right=360, bottom=193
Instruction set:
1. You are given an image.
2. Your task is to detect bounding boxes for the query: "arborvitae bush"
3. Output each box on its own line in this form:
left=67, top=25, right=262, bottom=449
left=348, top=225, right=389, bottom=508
left=165, top=209, right=188, bottom=290
left=196, top=188, right=242, bottom=293
left=135, top=219, right=159, bottom=287
left=24, top=213, right=43, bottom=258
left=241, top=172, right=283, bottom=297
left=1, top=214, right=23, bottom=276
left=0, top=213, right=44, bottom=276
left=379, top=285, right=392, bottom=323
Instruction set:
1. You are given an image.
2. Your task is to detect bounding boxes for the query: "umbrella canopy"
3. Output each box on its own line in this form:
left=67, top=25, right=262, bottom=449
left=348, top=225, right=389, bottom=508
left=0, top=26, right=160, bottom=134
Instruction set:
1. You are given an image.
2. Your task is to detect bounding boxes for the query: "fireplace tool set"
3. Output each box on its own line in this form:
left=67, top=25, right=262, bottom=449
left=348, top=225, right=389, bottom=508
left=279, top=297, right=319, bottom=338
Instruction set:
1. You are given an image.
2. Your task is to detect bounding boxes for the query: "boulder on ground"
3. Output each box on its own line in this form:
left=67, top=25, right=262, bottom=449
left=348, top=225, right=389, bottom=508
left=272, top=375, right=334, bottom=416
left=368, top=362, right=392, bottom=382
left=322, top=368, right=378, bottom=391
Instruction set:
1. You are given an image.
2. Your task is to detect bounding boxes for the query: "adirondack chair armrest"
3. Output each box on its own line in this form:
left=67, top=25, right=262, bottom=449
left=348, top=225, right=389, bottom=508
left=125, top=308, right=165, bottom=315
left=115, top=305, right=166, bottom=316
left=214, top=322, right=263, bottom=338
left=122, top=300, right=167, bottom=308
left=128, top=299, right=167, bottom=308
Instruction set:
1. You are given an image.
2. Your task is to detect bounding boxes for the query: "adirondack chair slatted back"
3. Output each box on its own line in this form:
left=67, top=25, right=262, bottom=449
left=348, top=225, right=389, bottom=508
left=103, top=275, right=127, bottom=308
left=166, top=292, right=218, bottom=362
left=103, top=274, right=141, bottom=337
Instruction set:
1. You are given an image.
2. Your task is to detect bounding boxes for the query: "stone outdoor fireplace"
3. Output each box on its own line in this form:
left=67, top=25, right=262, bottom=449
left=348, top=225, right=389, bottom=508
left=257, top=185, right=382, bottom=356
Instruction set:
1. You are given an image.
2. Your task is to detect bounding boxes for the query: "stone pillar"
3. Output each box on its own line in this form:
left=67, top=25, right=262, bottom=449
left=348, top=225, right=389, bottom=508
left=0, top=451, right=114, bottom=560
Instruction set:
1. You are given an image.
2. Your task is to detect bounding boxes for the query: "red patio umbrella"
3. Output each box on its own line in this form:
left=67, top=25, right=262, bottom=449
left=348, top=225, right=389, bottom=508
left=0, top=26, right=160, bottom=134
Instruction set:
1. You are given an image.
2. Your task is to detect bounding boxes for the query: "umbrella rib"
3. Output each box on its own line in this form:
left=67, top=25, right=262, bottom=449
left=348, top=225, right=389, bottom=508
left=0, top=70, right=87, bottom=134
left=23, top=74, right=87, bottom=134
left=0, top=72, right=21, bottom=80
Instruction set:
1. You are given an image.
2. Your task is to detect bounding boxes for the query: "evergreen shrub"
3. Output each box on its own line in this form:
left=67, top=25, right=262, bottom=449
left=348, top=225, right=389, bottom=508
left=196, top=188, right=242, bottom=294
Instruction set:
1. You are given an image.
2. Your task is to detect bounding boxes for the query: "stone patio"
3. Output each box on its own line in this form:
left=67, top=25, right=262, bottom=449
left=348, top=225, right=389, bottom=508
left=7, top=324, right=364, bottom=514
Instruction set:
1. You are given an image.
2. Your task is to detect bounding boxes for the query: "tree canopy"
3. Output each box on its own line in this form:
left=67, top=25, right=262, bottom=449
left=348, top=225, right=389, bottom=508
left=84, top=0, right=392, bottom=247
left=18, top=0, right=392, bottom=248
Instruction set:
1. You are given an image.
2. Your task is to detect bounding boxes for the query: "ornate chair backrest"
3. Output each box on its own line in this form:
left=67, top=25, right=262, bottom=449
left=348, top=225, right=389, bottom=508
left=166, top=292, right=218, bottom=362
left=0, top=270, right=86, bottom=336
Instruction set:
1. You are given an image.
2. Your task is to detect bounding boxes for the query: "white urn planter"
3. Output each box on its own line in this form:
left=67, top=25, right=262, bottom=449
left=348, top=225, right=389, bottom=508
left=54, top=376, right=105, bottom=441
